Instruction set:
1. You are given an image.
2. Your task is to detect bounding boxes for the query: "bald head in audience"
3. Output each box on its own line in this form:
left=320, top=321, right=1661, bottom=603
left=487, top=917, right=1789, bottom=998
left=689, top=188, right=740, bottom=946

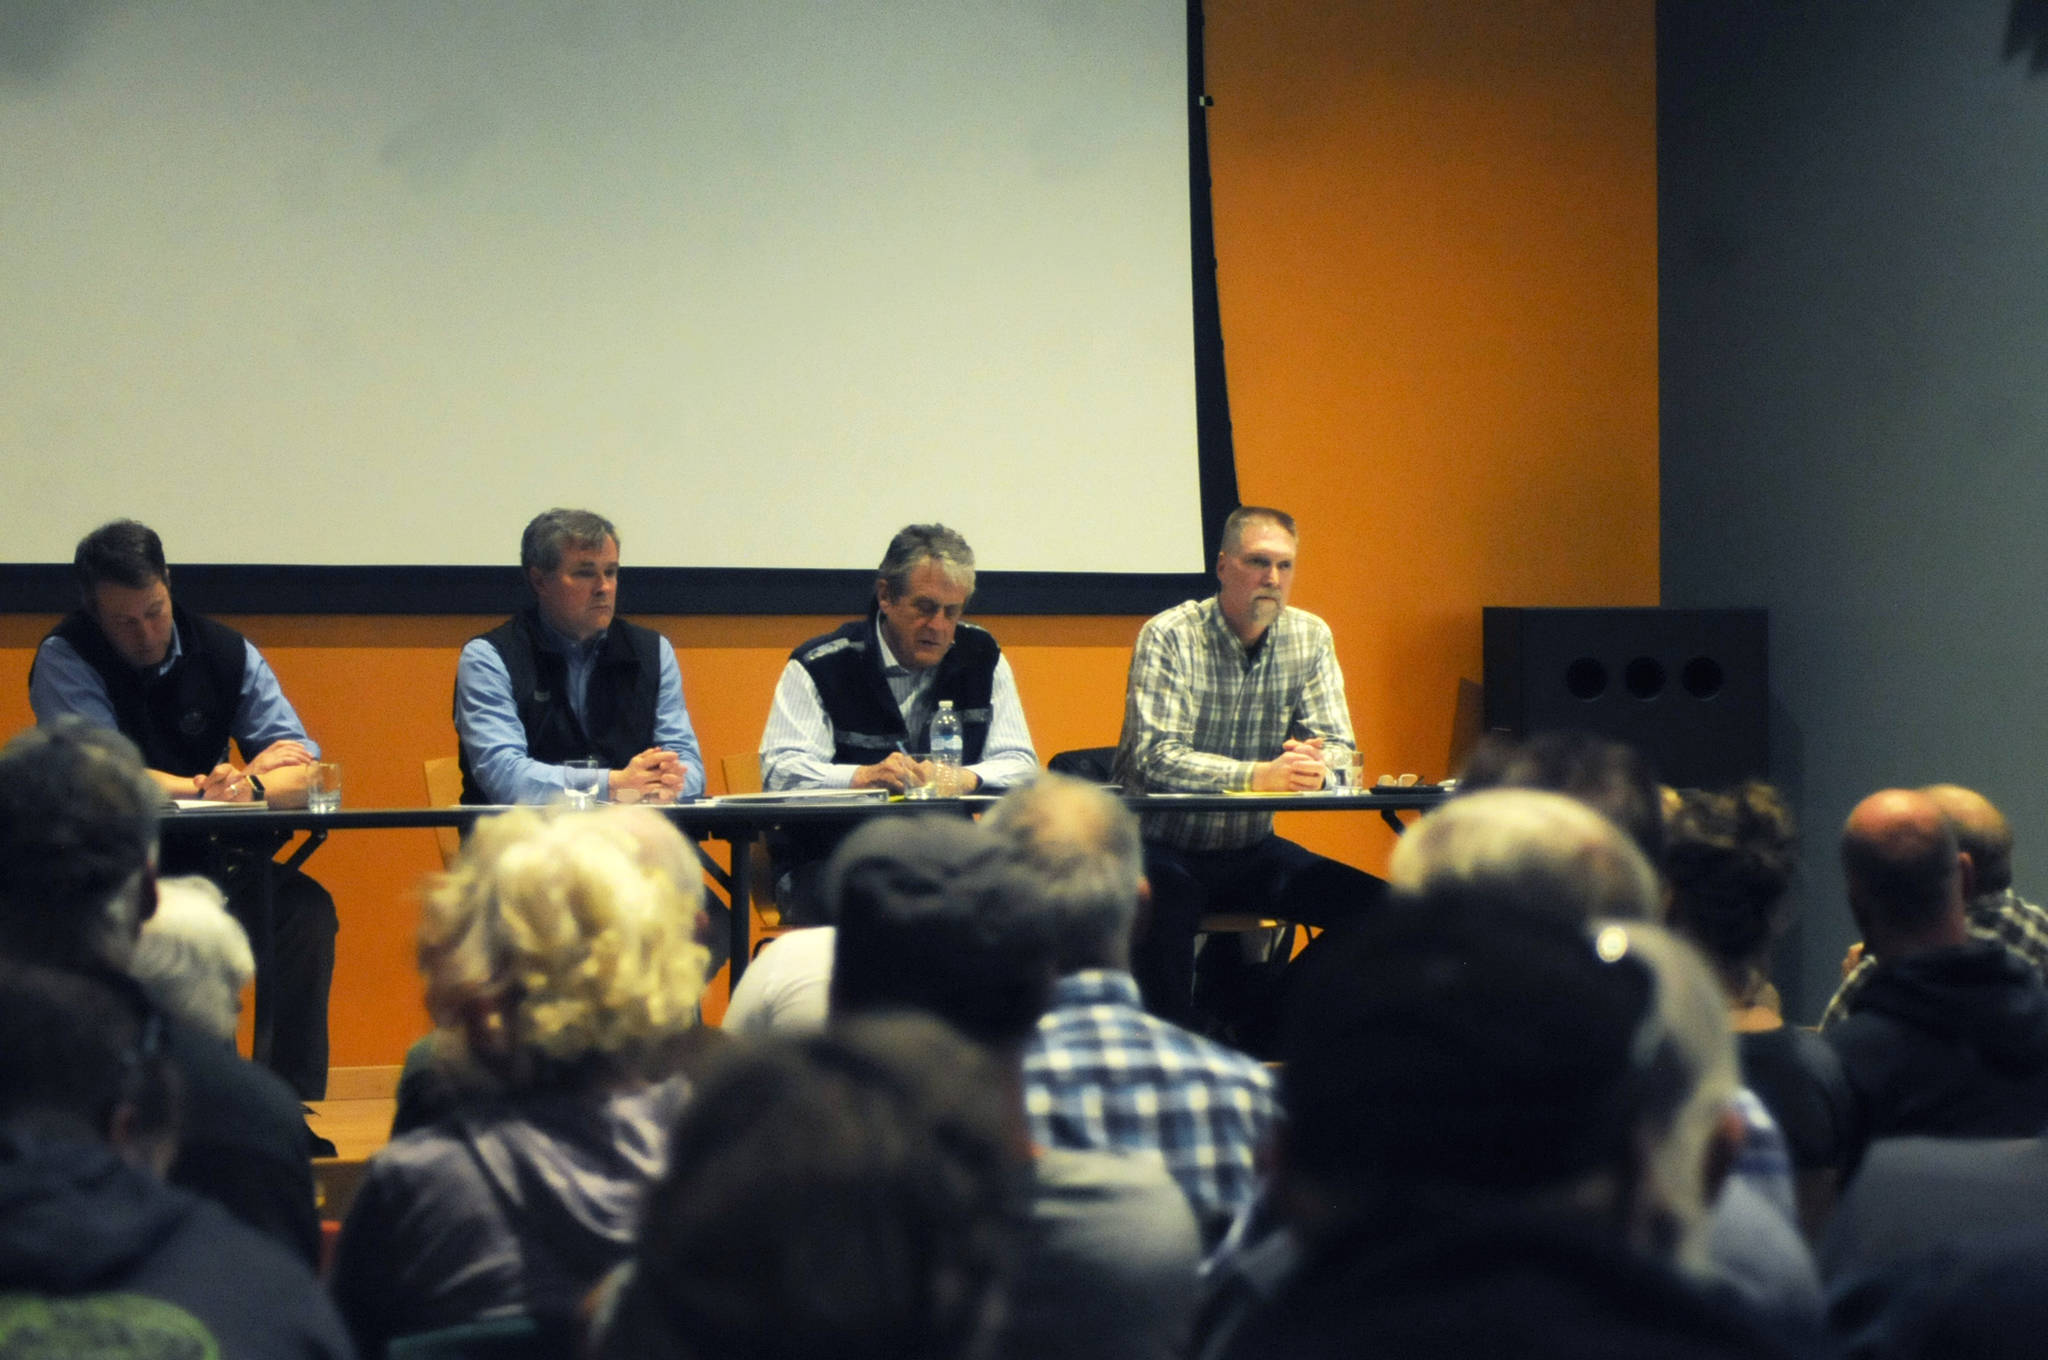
left=1842, top=788, right=1972, bottom=960
left=1921, top=783, right=2013, bottom=897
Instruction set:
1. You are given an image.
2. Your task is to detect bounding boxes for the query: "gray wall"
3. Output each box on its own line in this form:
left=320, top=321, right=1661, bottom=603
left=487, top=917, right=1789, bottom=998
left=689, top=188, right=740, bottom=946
left=1659, top=0, right=2048, bottom=1019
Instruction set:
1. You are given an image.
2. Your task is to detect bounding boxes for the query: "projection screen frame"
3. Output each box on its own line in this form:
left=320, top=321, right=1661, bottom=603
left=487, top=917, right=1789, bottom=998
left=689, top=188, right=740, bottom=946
left=2, top=1, right=1238, bottom=618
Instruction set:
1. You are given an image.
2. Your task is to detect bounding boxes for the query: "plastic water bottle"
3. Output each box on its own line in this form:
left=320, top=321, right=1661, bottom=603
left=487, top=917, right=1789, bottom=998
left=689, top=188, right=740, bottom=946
left=929, top=700, right=964, bottom=795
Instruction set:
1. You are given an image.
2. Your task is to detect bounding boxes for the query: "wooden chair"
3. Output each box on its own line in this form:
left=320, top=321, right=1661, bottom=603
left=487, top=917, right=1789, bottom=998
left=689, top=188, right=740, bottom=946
left=421, top=757, right=465, bottom=870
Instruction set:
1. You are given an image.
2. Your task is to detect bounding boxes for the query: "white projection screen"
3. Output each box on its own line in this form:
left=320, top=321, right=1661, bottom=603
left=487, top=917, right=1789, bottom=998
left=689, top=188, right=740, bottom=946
left=1, top=0, right=1231, bottom=614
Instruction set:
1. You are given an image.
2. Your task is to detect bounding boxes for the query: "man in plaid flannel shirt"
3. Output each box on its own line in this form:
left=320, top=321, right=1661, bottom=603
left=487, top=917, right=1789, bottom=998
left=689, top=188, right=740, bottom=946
left=992, top=775, right=1280, bottom=1249
left=1111, top=507, right=1385, bottom=1030
left=1819, top=784, right=2048, bottom=1028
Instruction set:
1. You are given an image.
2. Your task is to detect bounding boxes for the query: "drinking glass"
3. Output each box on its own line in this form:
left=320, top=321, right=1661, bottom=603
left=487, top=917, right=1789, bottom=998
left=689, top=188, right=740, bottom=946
left=562, top=758, right=605, bottom=810
left=308, top=761, right=343, bottom=813
left=901, top=755, right=937, bottom=801
left=1324, top=745, right=1361, bottom=794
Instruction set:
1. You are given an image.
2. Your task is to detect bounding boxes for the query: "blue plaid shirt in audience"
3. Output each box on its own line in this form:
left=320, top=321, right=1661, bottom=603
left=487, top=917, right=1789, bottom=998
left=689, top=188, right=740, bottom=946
left=1024, top=970, right=1278, bottom=1243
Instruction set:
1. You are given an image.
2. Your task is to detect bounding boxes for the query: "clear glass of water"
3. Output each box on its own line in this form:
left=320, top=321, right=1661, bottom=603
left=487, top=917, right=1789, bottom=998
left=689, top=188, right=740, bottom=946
left=901, top=755, right=937, bottom=801
left=562, top=758, right=605, bottom=810
left=1324, top=745, right=1361, bottom=794
left=308, top=761, right=343, bottom=813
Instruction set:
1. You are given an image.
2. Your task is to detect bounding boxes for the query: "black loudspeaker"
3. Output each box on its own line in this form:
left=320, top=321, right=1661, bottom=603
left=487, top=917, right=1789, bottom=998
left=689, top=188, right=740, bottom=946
left=1482, top=607, right=1768, bottom=790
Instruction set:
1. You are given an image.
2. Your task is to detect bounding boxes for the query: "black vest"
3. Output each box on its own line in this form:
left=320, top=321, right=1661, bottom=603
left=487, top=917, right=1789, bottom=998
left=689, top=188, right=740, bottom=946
left=458, top=609, right=664, bottom=804
left=790, top=615, right=1000, bottom=763
left=40, top=607, right=247, bottom=777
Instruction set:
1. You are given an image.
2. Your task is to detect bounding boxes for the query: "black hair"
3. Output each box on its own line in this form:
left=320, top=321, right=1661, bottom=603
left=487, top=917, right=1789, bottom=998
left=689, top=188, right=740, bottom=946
left=0, top=719, right=162, bottom=969
left=1279, top=904, right=1689, bottom=1215
left=827, top=817, right=1056, bottom=1051
left=73, top=519, right=169, bottom=604
left=0, top=960, right=176, bottom=1145
left=1664, top=782, right=1798, bottom=976
left=598, top=1017, right=1019, bottom=1360
left=1457, top=730, right=1666, bottom=863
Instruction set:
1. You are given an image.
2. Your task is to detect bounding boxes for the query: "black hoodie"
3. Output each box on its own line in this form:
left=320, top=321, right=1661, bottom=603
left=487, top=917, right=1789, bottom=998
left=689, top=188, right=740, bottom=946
left=1827, top=940, right=2048, bottom=1139
left=0, top=1132, right=352, bottom=1359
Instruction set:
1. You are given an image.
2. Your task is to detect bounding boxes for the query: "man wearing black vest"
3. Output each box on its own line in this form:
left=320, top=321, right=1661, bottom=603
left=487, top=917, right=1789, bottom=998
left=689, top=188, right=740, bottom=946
left=28, top=519, right=338, bottom=1102
left=758, top=524, right=1038, bottom=918
left=455, top=507, right=704, bottom=806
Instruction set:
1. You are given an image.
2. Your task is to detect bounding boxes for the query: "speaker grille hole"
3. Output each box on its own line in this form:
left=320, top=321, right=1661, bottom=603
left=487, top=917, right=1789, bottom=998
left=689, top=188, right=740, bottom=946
left=1624, top=656, right=1666, bottom=700
left=1682, top=656, right=1724, bottom=700
left=1565, top=658, right=1608, bottom=701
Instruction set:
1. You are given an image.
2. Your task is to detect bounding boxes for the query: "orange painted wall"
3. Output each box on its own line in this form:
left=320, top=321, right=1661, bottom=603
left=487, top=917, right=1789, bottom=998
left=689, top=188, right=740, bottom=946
left=0, top=1, right=1658, bottom=1065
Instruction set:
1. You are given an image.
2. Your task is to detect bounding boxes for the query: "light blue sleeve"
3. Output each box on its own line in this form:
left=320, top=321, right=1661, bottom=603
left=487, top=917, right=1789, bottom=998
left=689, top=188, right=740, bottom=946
left=454, top=638, right=570, bottom=805
left=28, top=635, right=121, bottom=729
left=652, top=637, right=706, bottom=797
left=232, top=641, right=319, bottom=758
left=968, top=654, right=1040, bottom=791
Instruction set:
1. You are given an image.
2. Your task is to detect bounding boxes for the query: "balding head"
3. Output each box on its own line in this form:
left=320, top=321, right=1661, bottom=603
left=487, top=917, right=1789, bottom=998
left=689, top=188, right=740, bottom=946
left=1842, top=789, right=1969, bottom=955
left=1920, top=784, right=2013, bottom=897
left=984, top=773, right=1143, bottom=972
left=1389, top=788, right=1661, bottom=924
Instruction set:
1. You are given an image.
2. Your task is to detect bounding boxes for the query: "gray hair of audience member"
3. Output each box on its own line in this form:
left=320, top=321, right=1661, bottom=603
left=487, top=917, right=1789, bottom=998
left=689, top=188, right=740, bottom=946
left=520, top=507, right=619, bottom=574
left=1921, top=783, right=2014, bottom=897
left=1457, top=730, right=1667, bottom=864
left=420, top=806, right=708, bottom=1091
left=596, top=1015, right=1021, bottom=1360
left=1277, top=905, right=1736, bottom=1273
left=0, top=718, right=162, bottom=971
left=0, top=959, right=181, bottom=1173
left=130, top=875, right=253, bottom=1043
left=73, top=518, right=171, bottom=602
left=827, top=816, right=1056, bottom=1052
left=983, top=772, right=1144, bottom=973
left=1219, top=505, right=1297, bottom=554
left=1388, top=787, right=1661, bottom=924
left=875, top=524, right=976, bottom=600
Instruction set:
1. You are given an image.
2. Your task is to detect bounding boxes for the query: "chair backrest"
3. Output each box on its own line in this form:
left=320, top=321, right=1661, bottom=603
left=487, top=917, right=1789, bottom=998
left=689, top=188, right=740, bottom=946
left=1047, top=746, right=1118, bottom=783
left=722, top=752, right=764, bottom=795
left=422, top=757, right=465, bottom=870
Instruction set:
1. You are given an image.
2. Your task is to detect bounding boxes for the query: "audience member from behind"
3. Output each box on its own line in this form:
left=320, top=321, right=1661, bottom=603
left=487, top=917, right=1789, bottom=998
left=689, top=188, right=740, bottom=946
left=596, top=1016, right=1021, bottom=1360
left=988, top=773, right=1278, bottom=1248
left=0, top=719, right=321, bottom=1266
left=1666, top=783, right=1859, bottom=1234
left=1387, top=786, right=1662, bottom=923
left=1826, top=788, right=2048, bottom=1139
left=130, top=874, right=254, bottom=1042
left=1212, top=910, right=1800, bottom=1360
left=0, top=961, right=352, bottom=1359
left=330, top=806, right=710, bottom=1357
left=827, top=817, right=1203, bottom=1360
left=1367, top=784, right=1820, bottom=1331
left=1821, top=783, right=2048, bottom=1027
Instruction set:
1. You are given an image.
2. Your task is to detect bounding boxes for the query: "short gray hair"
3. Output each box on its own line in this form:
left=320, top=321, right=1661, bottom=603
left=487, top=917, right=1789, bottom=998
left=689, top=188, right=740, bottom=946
left=984, top=773, right=1142, bottom=972
left=131, top=875, right=253, bottom=1042
left=877, top=524, right=975, bottom=600
left=1390, top=787, right=1660, bottom=923
left=521, top=508, right=619, bottom=574
left=1220, top=506, right=1296, bottom=555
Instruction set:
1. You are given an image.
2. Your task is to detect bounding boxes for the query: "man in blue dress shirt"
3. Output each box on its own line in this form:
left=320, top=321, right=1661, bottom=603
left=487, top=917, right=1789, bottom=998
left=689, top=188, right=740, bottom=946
left=454, top=508, right=704, bottom=806
left=29, top=519, right=337, bottom=1101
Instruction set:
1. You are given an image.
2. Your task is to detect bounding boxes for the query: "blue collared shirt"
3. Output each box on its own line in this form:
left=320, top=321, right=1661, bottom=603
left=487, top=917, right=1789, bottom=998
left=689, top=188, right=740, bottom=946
left=1023, top=969, right=1278, bottom=1245
left=31, top=625, right=317, bottom=763
left=454, top=619, right=704, bottom=805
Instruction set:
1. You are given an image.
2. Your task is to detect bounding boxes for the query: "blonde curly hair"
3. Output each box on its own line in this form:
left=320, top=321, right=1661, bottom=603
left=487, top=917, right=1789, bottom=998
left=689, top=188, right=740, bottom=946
left=419, top=806, right=709, bottom=1090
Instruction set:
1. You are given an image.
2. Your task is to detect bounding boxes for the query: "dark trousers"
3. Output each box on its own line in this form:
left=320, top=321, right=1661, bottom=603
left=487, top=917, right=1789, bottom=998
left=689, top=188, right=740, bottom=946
left=221, top=865, right=337, bottom=1102
left=1132, top=835, right=1386, bottom=1034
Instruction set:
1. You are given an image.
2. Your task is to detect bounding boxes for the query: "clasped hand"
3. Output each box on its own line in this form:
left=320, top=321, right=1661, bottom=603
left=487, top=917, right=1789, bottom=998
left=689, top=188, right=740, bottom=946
left=613, top=748, right=686, bottom=804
